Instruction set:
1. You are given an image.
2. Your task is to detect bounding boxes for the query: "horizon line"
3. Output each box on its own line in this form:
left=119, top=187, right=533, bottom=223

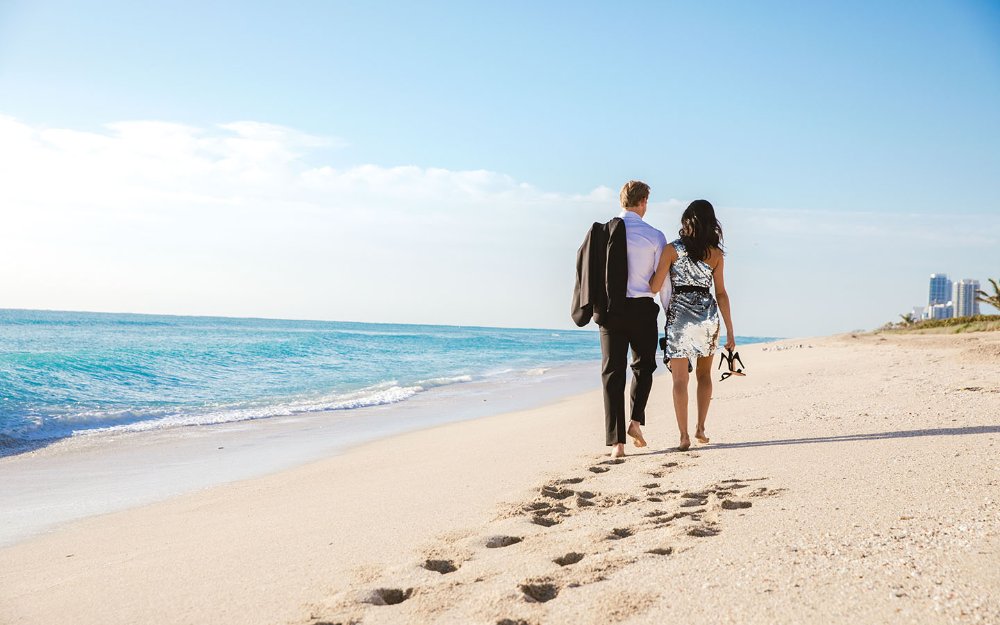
left=0, top=306, right=787, bottom=339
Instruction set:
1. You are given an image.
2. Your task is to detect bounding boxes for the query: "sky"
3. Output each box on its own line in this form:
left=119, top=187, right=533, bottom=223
left=0, top=0, right=998, bottom=337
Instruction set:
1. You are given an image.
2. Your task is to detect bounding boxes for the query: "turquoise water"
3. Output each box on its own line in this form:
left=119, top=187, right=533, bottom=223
left=0, top=309, right=776, bottom=446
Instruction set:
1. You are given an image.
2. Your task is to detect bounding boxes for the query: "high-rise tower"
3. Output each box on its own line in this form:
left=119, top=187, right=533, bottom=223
left=928, top=273, right=951, bottom=307
left=953, top=279, right=981, bottom=317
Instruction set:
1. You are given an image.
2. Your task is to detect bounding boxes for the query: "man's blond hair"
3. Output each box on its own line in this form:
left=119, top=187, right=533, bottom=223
left=620, top=180, right=650, bottom=208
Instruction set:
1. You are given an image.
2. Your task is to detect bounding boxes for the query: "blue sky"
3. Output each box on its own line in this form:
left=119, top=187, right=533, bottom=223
left=0, top=1, right=998, bottom=336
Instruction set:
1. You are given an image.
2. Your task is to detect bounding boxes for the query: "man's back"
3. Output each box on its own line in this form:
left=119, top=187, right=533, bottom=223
left=618, top=210, right=667, bottom=301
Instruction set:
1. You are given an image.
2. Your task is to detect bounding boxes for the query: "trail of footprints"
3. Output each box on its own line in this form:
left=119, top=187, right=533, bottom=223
left=312, top=455, right=783, bottom=625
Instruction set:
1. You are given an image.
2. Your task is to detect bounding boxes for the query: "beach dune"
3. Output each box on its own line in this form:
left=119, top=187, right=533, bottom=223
left=1, top=332, right=998, bottom=624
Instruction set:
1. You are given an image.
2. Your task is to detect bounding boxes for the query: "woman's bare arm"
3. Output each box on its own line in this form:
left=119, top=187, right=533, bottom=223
left=649, top=244, right=678, bottom=293
left=712, top=250, right=735, bottom=351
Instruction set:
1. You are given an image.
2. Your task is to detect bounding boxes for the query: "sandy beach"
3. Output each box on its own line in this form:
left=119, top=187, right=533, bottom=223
left=1, top=331, right=998, bottom=625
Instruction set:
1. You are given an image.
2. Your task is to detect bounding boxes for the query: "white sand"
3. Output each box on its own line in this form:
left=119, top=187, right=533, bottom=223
left=1, top=332, right=998, bottom=624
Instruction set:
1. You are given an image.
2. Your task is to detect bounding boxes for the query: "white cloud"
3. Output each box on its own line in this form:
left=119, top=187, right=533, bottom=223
left=1, top=113, right=996, bottom=336
left=0, top=115, right=618, bottom=329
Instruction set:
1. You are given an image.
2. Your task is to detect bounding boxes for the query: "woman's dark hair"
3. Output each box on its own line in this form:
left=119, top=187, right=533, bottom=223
left=678, top=199, right=724, bottom=263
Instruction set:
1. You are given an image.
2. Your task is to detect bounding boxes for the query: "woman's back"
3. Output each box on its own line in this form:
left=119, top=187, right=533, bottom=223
left=669, top=239, right=715, bottom=290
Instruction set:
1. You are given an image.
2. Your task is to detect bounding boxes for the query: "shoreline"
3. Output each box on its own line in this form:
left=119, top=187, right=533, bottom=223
left=2, top=332, right=998, bottom=624
left=0, top=359, right=603, bottom=547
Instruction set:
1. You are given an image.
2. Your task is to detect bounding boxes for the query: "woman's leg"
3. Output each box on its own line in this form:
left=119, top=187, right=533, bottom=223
left=670, top=358, right=691, bottom=449
left=694, top=354, right=714, bottom=442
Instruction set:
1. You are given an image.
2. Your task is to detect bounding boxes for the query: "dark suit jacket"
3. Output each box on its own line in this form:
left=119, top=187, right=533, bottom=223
left=571, top=217, right=627, bottom=327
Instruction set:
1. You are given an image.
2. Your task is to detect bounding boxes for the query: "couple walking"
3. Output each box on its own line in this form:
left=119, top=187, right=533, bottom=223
left=572, top=180, right=735, bottom=456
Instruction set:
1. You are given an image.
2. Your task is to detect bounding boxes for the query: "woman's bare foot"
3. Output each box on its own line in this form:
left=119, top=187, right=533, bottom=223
left=695, top=429, right=710, bottom=444
left=678, top=435, right=691, bottom=451
left=611, top=443, right=626, bottom=458
left=627, top=420, right=647, bottom=448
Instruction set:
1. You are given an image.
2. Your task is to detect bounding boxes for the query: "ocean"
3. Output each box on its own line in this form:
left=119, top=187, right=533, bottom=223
left=0, top=309, right=776, bottom=450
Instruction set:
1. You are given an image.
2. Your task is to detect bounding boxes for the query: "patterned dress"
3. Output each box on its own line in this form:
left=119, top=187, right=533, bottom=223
left=664, top=240, right=721, bottom=359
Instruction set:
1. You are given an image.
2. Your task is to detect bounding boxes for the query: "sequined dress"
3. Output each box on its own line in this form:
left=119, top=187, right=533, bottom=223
left=665, top=240, right=720, bottom=359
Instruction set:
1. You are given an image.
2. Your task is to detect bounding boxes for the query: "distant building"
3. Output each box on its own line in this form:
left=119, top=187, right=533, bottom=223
left=927, top=303, right=954, bottom=319
left=911, top=306, right=925, bottom=320
left=953, top=279, right=981, bottom=317
left=928, top=273, right=951, bottom=307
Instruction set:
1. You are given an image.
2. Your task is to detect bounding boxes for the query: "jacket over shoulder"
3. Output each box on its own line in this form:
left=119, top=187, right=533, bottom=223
left=571, top=217, right=627, bottom=327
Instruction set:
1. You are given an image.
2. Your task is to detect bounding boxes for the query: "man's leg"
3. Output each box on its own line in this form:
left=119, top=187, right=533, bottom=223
left=599, top=319, right=629, bottom=447
left=628, top=298, right=659, bottom=425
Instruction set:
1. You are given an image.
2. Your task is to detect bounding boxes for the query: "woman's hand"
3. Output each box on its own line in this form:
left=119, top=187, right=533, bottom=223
left=724, top=335, right=736, bottom=351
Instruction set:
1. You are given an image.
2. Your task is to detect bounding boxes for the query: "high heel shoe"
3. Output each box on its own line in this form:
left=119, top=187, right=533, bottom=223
left=718, top=348, right=746, bottom=381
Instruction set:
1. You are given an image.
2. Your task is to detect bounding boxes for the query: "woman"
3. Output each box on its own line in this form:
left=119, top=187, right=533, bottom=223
left=650, top=199, right=734, bottom=451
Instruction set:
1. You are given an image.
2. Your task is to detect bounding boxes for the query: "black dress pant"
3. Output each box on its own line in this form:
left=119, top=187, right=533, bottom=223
left=599, top=297, right=659, bottom=445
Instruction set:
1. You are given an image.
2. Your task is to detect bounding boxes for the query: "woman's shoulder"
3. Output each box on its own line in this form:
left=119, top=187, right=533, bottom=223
left=706, top=246, right=725, bottom=267
left=669, top=238, right=685, bottom=252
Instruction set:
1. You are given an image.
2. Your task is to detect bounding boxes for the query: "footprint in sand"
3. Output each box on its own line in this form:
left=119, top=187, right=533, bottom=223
left=718, top=483, right=748, bottom=491
left=687, top=525, right=720, bottom=538
left=588, top=466, right=610, bottom=474
left=608, top=527, right=634, bottom=540
left=748, top=487, right=786, bottom=498
left=662, top=462, right=679, bottom=468
left=600, top=458, right=626, bottom=465
left=541, top=486, right=576, bottom=500
left=641, top=483, right=660, bottom=489
left=497, top=620, right=535, bottom=625
left=681, top=490, right=710, bottom=499
left=523, top=500, right=561, bottom=512
left=647, top=547, right=674, bottom=555
left=363, top=587, right=413, bottom=606
left=721, top=500, right=752, bottom=510
left=531, top=516, right=561, bottom=527
left=525, top=502, right=568, bottom=517
left=558, top=477, right=585, bottom=484
left=646, top=497, right=663, bottom=502
left=600, top=494, right=640, bottom=507
left=649, top=510, right=698, bottom=525
left=680, top=498, right=707, bottom=508
left=422, top=559, right=458, bottom=574
left=486, top=535, right=523, bottom=548
left=553, top=552, right=585, bottom=566
left=520, top=581, right=560, bottom=603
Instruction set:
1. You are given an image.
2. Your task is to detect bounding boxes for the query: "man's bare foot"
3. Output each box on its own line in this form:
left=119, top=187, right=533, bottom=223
left=695, top=429, right=710, bottom=444
left=628, top=420, right=647, bottom=448
left=611, top=443, right=626, bottom=458
left=678, top=436, right=691, bottom=451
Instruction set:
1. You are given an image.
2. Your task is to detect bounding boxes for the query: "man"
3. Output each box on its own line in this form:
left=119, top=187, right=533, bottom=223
left=601, top=180, right=669, bottom=457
